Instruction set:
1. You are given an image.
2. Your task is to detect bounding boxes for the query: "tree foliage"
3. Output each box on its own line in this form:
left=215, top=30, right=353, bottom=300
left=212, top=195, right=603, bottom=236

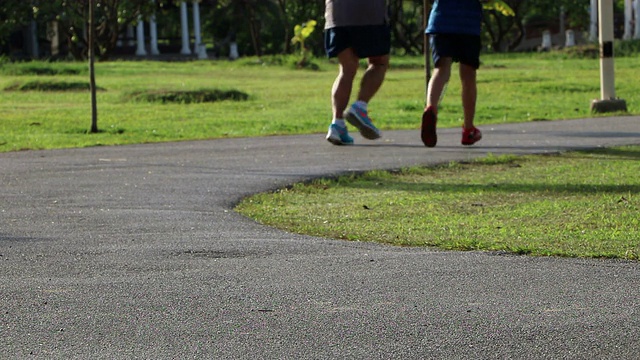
left=1, top=0, right=162, bottom=59
left=0, top=1, right=32, bottom=35
left=484, top=0, right=515, bottom=16
left=481, top=0, right=594, bottom=51
left=0, top=0, right=624, bottom=60
left=61, top=0, right=160, bottom=60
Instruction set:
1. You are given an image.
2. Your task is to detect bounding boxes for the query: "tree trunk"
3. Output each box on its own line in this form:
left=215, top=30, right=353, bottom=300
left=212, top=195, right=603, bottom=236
left=276, top=0, right=291, bottom=54
left=244, top=2, right=262, bottom=56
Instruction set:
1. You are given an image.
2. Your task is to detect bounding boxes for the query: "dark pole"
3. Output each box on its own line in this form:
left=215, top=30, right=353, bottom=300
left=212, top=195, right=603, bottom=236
left=89, top=0, right=99, bottom=133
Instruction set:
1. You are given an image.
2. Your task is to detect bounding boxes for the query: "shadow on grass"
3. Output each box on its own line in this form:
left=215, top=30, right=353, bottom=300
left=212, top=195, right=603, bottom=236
left=336, top=147, right=640, bottom=195
left=63, top=127, right=125, bottom=135
left=0, top=65, right=84, bottom=76
left=341, top=180, right=640, bottom=196
left=125, top=89, right=249, bottom=104
left=574, top=147, right=640, bottom=160
left=4, top=80, right=104, bottom=92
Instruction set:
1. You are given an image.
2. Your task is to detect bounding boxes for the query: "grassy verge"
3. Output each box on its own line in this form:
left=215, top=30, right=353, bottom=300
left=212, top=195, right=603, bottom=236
left=0, top=53, right=638, bottom=152
left=2, top=53, right=639, bottom=259
left=235, top=146, right=640, bottom=260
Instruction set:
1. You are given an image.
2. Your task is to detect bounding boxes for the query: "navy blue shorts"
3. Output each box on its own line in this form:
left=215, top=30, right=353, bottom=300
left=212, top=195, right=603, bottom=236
left=430, top=33, right=481, bottom=69
left=324, top=25, right=391, bottom=59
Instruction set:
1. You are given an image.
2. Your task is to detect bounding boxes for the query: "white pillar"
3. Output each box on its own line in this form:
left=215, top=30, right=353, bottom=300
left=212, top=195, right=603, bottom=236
left=591, top=0, right=626, bottom=113
left=48, top=21, right=59, bottom=57
left=541, top=30, right=552, bottom=50
left=624, top=0, right=633, bottom=39
left=180, top=1, right=191, bottom=55
left=635, top=0, right=640, bottom=39
left=565, top=29, right=575, bottom=47
left=192, top=0, right=207, bottom=59
left=590, top=0, right=598, bottom=42
left=135, top=17, right=147, bottom=56
left=599, top=0, right=616, bottom=100
left=149, top=13, right=160, bottom=55
left=229, top=42, right=239, bottom=60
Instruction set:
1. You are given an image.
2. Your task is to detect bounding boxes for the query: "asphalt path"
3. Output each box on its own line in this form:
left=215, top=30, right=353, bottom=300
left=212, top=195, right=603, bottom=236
left=2, top=116, right=640, bottom=359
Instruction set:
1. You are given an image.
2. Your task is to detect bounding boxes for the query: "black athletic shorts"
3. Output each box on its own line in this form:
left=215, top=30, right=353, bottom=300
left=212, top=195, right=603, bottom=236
left=430, top=33, right=481, bottom=69
left=324, top=24, right=391, bottom=59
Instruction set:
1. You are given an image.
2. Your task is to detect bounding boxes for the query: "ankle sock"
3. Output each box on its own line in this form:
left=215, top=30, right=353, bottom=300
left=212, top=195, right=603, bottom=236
left=332, top=118, right=346, bottom=127
left=354, top=100, right=368, bottom=112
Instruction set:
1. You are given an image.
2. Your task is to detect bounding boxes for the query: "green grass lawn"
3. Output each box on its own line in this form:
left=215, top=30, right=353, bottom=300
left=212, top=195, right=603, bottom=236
left=2, top=53, right=639, bottom=259
left=1, top=53, right=638, bottom=152
left=236, top=147, right=640, bottom=260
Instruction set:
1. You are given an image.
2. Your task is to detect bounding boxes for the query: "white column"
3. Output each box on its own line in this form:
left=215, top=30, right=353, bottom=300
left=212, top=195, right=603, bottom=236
left=135, top=17, right=147, bottom=56
left=590, top=0, right=598, bottom=42
left=149, top=13, right=160, bottom=55
left=180, top=1, right=191, bottom=55
left=624, top=0, right=633, bottom=39
left=229, top=42, right=239, bottom=60
left=635, top=0, right=640, bottom=39
left=599, top=0, right=616, bottom=100
left=541, top=30, right=552, bottom=50
left=565, top=29, right=575, bottom=47
left=192, top=0, right=207, bottom=58
left=591, top=0, right=626, bottom=112
left=192, top=0, right=202, bottom=52
left=228, top=31, right=238, bottom=60
left=48, top=21, right=59, bottom=56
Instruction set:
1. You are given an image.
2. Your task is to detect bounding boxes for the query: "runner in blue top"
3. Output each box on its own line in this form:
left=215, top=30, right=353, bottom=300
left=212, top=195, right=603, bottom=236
left=421, top=0, right=484, bottom=147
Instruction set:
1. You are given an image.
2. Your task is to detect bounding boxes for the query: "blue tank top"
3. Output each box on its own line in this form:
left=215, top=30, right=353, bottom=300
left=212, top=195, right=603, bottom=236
left=425, top=0, right=483, bottom=36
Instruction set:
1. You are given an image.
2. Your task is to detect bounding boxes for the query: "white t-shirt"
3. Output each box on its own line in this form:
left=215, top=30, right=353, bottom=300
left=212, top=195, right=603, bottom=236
left=324, top=0, right=388, bottom=29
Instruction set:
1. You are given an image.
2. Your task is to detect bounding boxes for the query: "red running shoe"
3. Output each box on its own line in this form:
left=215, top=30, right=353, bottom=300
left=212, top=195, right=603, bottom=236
left=461, top=126, right=482, bottom=146
left=421, top=106, right=437, bottom=147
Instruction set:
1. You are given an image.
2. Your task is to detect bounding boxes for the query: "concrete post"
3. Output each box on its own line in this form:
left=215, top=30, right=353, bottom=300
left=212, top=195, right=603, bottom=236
left=149, top=1, right=160, bottom=55
left=135, top=17, right=147, bottom=56
left=180, top=1, right=191, bottom=55
left=48, top=21, right=59, bottom=57
left=591, top=0, right=627, bottom=113
left=541, top=30, right=552, bottom=50
left=565, top=30, right=575, bottom=47
left=227, top=31, right=239, bottom=60
left=599, top=0, right=615, bottom=101
left=229, top=42, right=239, bottom=60
left=624, top=0, right=633, bottom=39
left=635, top=0, right=640, bottom=39
left=149, top=18, right=160, bottom=55
left=559, top=6, right=566, bottom=35
left=192, top=0, right=207, bottom=59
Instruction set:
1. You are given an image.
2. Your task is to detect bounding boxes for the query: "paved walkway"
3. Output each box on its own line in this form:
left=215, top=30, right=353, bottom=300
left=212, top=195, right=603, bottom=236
left=2, top=116, right=640, bottom=359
